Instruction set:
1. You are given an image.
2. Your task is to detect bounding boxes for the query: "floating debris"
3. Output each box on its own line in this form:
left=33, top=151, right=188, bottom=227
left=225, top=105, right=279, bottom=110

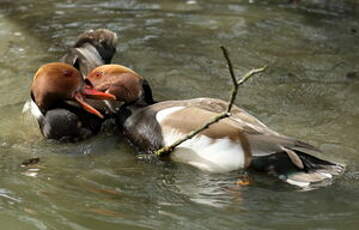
left=235, top=174, right=253, bottom=186
left=186, top=0, right=197, bottom=5
left=21, top=157, right=40, bottom=168
left=24, top=207, right=38, bottom=215
left=346, top=71, right=359, bottom=80
left=22, top=171, right=39, bottom=177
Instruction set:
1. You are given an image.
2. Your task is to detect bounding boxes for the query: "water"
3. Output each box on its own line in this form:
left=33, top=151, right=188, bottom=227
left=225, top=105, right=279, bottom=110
left=1, top=0, right=359, bottom=229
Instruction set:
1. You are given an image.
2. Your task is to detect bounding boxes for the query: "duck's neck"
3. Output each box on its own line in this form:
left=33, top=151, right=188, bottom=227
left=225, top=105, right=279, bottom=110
left=116, top=79, right=156, bottom=125
left=142, top=79, right=156, bottom=105
left=116, top=102, right=147, bottom=127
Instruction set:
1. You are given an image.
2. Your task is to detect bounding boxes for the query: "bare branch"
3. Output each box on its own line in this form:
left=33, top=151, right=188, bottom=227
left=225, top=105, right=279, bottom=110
left=154, top=46, right=267, bottom=157
left=155, top=112, right=229, bottom=156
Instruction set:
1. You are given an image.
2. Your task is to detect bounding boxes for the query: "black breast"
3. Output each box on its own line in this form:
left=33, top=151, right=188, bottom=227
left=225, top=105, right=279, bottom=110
left=117, top=106, right=164, bottom=152
left=40, top=106, right=103, bottom=142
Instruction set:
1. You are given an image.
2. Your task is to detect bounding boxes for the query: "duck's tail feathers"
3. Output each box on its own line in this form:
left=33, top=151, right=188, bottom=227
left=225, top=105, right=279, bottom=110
left=251, top=150, right=345, bottom=189
left=62, top=29, right=118, bottom=76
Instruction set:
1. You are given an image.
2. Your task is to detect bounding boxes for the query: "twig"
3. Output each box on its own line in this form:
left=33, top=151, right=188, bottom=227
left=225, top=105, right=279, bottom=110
left=221, top=46, right=267, bottom=113
left=154, top=112, right=230, bottom=156
left=154, top=46, right=267, bottom=157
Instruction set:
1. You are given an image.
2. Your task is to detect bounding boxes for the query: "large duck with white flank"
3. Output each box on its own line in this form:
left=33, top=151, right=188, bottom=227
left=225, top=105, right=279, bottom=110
left=86, top=64, right=344, bottom=188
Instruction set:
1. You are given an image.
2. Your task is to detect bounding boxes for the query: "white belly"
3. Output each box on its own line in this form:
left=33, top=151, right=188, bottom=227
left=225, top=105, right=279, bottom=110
left=163, top=129, right=246, bottom=173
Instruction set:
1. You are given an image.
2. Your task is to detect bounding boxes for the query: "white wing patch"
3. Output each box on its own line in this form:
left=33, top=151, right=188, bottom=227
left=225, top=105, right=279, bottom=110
left=22, top=99, right=44, bottom=121
left=156, top=106, right=186, bottom=123
left=163, top=128, right=245, bottom=173
left=22, top=100, right=31, bottom=113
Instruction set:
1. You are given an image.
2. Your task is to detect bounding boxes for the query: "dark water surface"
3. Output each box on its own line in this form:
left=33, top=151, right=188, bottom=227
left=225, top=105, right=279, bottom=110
left=0, top=0, right=359, bottom=229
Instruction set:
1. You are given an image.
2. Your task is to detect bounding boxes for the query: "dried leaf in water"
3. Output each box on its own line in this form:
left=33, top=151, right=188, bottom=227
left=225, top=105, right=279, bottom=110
left=21, top=157, right=40, bottom=167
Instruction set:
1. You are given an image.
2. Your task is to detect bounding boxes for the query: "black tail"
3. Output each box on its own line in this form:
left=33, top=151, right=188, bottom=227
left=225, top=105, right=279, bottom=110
left=62, top=29, right=118, bottom=76
left=250, top=150, right=345, bottom=188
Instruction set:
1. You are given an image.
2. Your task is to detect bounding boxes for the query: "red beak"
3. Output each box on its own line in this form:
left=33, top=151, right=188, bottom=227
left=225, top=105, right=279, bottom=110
left=73, top=88, right=116, bottom=119
left=82, top=88, right=117, bottom=100
left=73, top=92, right=104, bottom=119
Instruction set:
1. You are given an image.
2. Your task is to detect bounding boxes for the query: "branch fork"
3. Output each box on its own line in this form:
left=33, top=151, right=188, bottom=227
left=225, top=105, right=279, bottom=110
left=154, top=46, right=267, bottom=157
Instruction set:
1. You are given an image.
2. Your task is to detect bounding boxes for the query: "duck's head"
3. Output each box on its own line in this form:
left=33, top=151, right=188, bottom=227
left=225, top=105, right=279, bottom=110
left=31, top=62, right=116, bottom=118
left=86, top=64, right=155, bottom=112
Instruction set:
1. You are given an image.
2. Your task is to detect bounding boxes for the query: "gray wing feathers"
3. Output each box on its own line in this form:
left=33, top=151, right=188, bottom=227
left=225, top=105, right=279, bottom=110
left=282, top=146, right=304, bottom=169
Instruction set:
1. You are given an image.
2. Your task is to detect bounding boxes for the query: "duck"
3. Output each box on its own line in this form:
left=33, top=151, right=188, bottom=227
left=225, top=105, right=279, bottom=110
left=26, top=62, right=116, bottom=142
left=86, top=64, right=344, bottom=188
left=24, top=29, right=119, bottom=141
left=85, top=64, right=155, bottom=116
left=62, top=28, right=118, bottom=77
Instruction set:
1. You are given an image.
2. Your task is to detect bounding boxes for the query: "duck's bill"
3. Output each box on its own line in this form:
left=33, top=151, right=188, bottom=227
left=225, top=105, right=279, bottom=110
left=74, top=92, right=104, bottom=119
left=82, top=88, right=117, bottom=100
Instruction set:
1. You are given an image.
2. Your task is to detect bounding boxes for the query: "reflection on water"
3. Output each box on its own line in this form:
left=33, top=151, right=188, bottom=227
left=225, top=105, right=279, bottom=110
left=0, top=0, right=359, bottom=229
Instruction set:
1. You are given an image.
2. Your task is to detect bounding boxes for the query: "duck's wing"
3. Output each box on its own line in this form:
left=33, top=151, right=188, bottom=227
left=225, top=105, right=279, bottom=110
left=150, top=101, right=300, bottom=154
left=62, top=29, right=118, bottom=77
left=180, top=98, right=277, bottom=134
left=174, top=98, right=318, bottom=151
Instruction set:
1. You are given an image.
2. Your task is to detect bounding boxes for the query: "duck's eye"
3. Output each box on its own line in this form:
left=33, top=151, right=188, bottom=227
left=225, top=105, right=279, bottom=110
left=63, top=70, right=73, bottom=77
left=95, top=72, right=102, bottom=78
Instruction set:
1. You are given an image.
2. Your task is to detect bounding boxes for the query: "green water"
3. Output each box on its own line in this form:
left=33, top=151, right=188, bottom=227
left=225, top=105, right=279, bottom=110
left=0, top=0, right=359, bottom=229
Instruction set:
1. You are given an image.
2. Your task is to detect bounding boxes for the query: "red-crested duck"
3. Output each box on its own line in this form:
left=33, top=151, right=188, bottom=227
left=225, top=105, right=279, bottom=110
left=28, top=62, right=116, bottom=141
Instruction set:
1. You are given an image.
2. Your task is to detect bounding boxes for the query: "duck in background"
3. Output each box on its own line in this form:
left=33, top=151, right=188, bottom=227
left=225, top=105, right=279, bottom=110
left=85, top=64, right=344, bottom=188
left=23, top=29, right=118, bottom=141
left=62, top=28, right=118, bottom=77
